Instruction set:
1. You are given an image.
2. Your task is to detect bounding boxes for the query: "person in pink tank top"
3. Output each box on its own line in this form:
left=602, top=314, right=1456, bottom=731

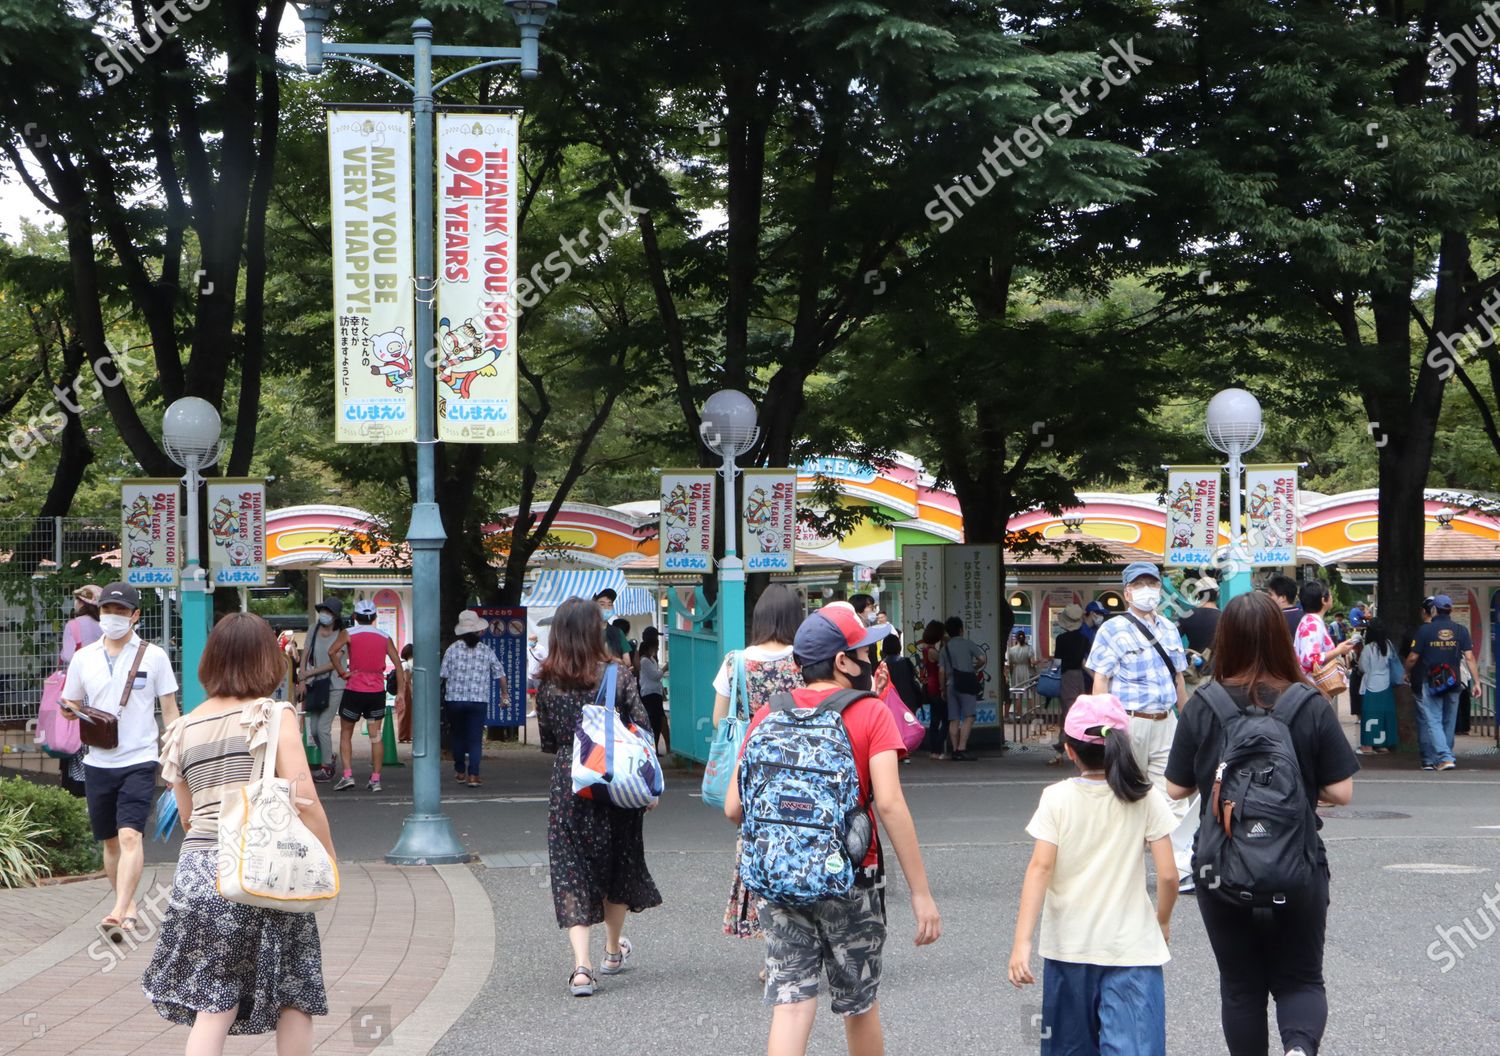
left=334, top=600, right=406, bottom=792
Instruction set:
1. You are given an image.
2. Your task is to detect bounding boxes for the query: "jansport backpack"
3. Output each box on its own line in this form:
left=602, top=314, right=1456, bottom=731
left=1194, top=682, right=1320, bottom=907
left=738, top=689, right=875, bottom=906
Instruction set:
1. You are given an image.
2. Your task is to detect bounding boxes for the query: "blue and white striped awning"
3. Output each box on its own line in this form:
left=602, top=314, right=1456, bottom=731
left=616, top=587, right=655, bottom=617
left=521, top=569, right=628, bottom=610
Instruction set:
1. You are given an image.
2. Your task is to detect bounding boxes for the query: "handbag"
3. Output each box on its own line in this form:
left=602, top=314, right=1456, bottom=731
left=304, top=678, right=331, bottom=713
left=702, top=652, right=749, bottom=809
left=37, top=626, right=83, bottom=758
left=571, top=664, right=664, bottom=809
left=944, top=642, right=982, bottom=695
left=882, top=686, right=927, bottom=752
left=76, top=642, right=148, bottom=751
left=217, top=698, right=340, bottom=912
left=1312, top=657, right=1349, bottom=698
left=1036, top=659, right=1062, bottom=700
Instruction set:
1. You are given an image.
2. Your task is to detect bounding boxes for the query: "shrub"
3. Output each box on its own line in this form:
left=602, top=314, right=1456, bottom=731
left=0, top=804, right=52, bottom=887
left=0, top=778, right=102, bottom=877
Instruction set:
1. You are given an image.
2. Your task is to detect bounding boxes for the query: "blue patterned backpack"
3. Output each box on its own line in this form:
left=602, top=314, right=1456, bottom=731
left=737, top=689, right=875, bottom=906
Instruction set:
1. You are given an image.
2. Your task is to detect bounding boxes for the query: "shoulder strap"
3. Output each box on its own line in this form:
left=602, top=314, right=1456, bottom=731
left=1122, top=612, right=1177, bottom=678
left=259, top=698, right=285, bottom=783
left=115, top=641, right=149, bottom=713
left=1272, top=683, right=1316, bottom=727
left=1198, top=680, right=1243, bottom=727
left=769, top=690, right=799, bottom=714
left=816, top=688, right=879, bottom=716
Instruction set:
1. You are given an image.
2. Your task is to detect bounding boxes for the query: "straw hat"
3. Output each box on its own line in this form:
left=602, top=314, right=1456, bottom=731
left=73, top=584, right=102, bottom=605
left=1055, top=604, right=1084, bottom=631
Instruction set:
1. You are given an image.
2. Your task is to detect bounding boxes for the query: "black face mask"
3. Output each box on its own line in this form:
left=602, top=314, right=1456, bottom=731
left=846, top=655, right=874, bottom=692
left=461, top=632, right=482, bottom=647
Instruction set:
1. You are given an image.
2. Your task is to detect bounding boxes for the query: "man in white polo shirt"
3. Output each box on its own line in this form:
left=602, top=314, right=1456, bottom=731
left=60, top=582, right=178, bottom=941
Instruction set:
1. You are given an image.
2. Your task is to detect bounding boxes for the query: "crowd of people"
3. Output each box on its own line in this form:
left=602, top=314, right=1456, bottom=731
left=37, top=562, right=1484, bottom=1056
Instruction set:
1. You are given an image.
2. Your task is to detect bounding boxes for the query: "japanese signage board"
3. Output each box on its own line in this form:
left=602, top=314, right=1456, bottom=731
left=901, top=545, right=945, bottom=649
left=206, top=478, right=268, bottom=587
left=327, top=110, right=416, bottom=443
left=1164, top=466, right=1221, bottom=567
left=474, top=606, right=528, bottom=726
left=741, top=469, right=796, bottom=573
left=120, top=479, right=180, bottom=588
left=435, top=113, right=519, bottom=443
left=659, top=471, right=716, bottom=573
left=944, top=545, right=1003, bottom=728
left=1245, top=464, right=1298, bottom=566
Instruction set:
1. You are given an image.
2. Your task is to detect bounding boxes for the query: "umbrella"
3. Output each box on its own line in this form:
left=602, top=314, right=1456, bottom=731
left=151, top=789, right=179, bottom=842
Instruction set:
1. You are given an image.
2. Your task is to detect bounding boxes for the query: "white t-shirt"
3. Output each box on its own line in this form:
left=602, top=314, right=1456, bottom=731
left=61, top=634, right=179, bottom=769
left=712, top=644, right=795, bottom=696
left=1025, top=779, right=1176, bottom=967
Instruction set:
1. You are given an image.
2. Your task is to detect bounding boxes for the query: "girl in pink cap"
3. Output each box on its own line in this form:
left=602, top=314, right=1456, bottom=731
left=1008, top=693, right=1178, bottom=1054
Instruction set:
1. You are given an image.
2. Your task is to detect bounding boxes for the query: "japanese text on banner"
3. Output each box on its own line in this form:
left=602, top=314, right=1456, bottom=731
left=436, top=114, right=520, bottom=443
left=206, top=479, right=268, bottom=587
left=475, top=607, right=528, bottom=726
left=1164, top=466, right=1222, bottom=567
left=121, top=479, right=180, bottom=588
left=741, top=469, right=796, bottom=573
left=1245, top=465, right=1299, bottom=566
left=659, top=471, right=716, bottom=573
left=328, top=110, right=415, bottom=443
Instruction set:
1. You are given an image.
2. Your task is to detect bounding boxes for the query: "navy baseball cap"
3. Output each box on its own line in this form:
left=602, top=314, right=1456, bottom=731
left=794, top=602, right=892, bottom=665
left=1085, top=600, right=1109, bottom=615
left=1433, top=594, right=1453, bottom=610
left=1122, top=562, right=1160, bottom=586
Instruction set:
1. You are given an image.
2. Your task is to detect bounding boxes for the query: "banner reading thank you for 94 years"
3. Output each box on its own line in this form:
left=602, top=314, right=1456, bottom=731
left=659, top=471, right=716, bottom=573
left=121, top=480, right=180, bottom=588
left=1164, top=466, right=1221, bottom=567
left=327, top=110, right=415, bottom=443
left=1245, top=464, right=1298, bottom=566
left=436, top=113, right=520, bottom=443
left=206, top=479, right=268, bottom=587
left=740, top=469, right=796, bottom=573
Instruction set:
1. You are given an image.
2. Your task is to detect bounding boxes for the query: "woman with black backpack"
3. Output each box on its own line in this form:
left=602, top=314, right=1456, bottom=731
left=1164, top=591, right=1358, bottom=1056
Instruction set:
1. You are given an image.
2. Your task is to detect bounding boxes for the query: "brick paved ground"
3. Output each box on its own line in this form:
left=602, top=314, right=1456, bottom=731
left=0, top=862, right=487, bottom=1056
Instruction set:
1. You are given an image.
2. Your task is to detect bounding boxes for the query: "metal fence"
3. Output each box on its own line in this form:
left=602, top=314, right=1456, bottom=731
left=0, top=517, right=170, bottom=724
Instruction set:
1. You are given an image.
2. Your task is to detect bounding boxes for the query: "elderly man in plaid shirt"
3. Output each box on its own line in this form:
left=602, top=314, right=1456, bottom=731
left=1086, top=562, right=1200, bottom=892
left=441, top=610, right=509, bottom=787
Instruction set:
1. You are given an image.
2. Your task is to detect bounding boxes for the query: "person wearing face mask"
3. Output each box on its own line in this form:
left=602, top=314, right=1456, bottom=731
left=594, top=588, right=635, bottom=670
left=1085, top=563, right=1198, bottom=892
left=301, top=598, right=349, bottom=782
left=58, top=583, right=179, bottom=943
left=440, top=611, right=508, bottom=787
left=1080, top=601, right=1109, bottom=645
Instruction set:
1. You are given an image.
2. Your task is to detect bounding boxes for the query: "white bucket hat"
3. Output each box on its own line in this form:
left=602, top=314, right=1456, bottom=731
left=454, top=610, right=489, bottom=636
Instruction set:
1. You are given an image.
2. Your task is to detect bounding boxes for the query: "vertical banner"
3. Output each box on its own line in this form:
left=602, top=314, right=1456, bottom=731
left=1245, top=464, right=1299, bottom=566
left=741, top=469, right=796, bottom=573
left=121, top=480, right=180, bottom=588
left=943, top=545, right=1003, bottom=727
left=1164, top=466, right=1222, bottom=567
left=435, top=113, right=520, bottom=442
left=328, top=110, right=415, bottom=443
left=659, top=471, right=717, bottom=573
left=902, top=544, right=945, bottom=648
left=475, top=606, right=528, bottom=726
left=205, top=478, right=268, bottom=587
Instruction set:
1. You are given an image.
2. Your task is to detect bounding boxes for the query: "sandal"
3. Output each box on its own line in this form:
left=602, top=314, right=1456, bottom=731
left=569, top=966, right=596, bottom=997
left=99, top=916, right=124, bottom=943
left=122, top=915, right=140, bottom=934
left=599, top=937, right=632, bottom=975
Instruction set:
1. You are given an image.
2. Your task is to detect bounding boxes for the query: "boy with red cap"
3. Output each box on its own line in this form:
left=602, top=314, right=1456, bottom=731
left=726, top=602, right=941, bottom=1056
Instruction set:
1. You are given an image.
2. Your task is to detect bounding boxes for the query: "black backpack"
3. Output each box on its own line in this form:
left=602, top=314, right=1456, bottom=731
left=1193, top=682, right=1320, bottom=907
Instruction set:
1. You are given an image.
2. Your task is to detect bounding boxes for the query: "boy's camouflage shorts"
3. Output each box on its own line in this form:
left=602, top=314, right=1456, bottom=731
left=758, top=887, right=887, bottom=1016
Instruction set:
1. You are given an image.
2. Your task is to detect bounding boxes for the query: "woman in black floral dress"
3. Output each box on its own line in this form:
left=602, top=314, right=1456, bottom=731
left=536, top=597, right=662, bottom=997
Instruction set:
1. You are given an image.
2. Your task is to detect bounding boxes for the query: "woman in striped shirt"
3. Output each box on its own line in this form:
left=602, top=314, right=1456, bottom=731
left=143, top=612, right=335, bottom=1053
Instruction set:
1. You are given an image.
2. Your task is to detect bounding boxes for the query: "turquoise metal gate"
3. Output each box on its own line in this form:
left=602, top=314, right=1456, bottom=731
left=666, top=587, right=721, bottom=764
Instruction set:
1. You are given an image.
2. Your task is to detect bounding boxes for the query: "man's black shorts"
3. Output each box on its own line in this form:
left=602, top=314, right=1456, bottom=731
left=339, top=689, right=388, bottom=723
left=84, top=761, right=158, bottom=841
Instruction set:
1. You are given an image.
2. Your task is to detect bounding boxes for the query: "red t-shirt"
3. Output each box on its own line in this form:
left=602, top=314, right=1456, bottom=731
left=739, top=685, right=906, bottom=871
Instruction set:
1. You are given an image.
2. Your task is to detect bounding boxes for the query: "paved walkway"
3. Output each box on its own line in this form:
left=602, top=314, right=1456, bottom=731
left=0, top=863, right=492, bottom=1055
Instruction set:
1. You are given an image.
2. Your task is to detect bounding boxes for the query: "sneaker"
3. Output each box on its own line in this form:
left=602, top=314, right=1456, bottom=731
left=1437, top=761, right=1457, bottom=771
left=1286, top=1048, right=1309, bottom=1056
left=598, top=938, right=633, bottom=975
left=312, top=767, right=333, bottom=783
left=1178, top=874, right=1196, bottom=895
left=367, top=776, right=382, bottom=792
left=1421, top=764, right=1437, bottom=772
left=334, top=776, right=356, bottom=791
